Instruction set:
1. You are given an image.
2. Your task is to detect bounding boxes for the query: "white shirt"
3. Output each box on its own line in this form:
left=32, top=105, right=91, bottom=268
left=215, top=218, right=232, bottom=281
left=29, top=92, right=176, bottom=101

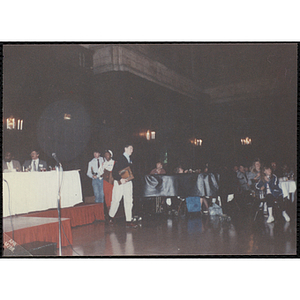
left=123, top=152, right=131, bottom=163
left=102, top=159, right=115, bottom=172
left=6, top=161, right=13, bottom=170
left=31, top=159, right=39, bottom=172
left=87, top=157, right=104, bottom=179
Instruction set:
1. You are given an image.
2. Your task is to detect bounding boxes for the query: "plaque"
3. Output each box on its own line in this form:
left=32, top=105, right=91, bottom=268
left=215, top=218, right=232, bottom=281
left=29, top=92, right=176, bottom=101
left=119, top=166, right=134, bottom=182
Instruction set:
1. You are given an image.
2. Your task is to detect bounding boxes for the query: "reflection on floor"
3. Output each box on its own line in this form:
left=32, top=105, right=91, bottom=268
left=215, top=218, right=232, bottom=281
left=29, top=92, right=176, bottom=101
left=60, top=200, right=297, bottom=256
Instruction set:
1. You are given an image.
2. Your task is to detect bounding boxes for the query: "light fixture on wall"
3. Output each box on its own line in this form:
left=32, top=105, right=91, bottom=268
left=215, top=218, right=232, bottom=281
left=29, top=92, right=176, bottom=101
left=6, top=116, right=23, bottom=130
left=145, top=130, right=155, bottom=140
left=241, top=137, right=252, bottom=145
left=191, top=138, right=202, bottom=146
left=151, top=131, right=155, bottom=140
left=64, top=113, right=71, bottom=120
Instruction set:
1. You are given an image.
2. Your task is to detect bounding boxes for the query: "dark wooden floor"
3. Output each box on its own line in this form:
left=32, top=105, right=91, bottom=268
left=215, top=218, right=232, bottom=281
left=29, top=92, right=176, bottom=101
left=59, top=199, right=297, bottom=257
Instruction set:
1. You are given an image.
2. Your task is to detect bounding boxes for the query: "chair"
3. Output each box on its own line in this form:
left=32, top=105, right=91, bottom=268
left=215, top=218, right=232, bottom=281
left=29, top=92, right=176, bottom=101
left=176, top=196, right=186, bottom=216
left=253, top=192, right=282, bottom=222
left=253, top=190, right=266, bottom=221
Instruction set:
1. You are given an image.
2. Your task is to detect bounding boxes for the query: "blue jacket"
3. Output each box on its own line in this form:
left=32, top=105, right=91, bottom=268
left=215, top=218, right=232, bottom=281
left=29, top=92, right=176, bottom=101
left=255, top=174, right=282, bottom=198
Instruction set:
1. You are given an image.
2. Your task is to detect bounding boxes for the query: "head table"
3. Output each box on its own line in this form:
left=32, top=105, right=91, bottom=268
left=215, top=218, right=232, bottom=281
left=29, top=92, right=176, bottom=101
left=3, top=170, right=83, bottom=217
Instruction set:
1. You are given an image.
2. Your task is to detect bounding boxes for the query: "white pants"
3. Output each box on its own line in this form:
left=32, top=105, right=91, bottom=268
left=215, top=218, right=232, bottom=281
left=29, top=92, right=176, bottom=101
left=109, top=180, right=133, bottom=222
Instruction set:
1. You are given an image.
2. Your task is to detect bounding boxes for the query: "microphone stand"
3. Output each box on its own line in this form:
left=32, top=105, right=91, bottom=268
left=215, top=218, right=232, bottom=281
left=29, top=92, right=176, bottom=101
left=55, top=162, right=63, bottom=256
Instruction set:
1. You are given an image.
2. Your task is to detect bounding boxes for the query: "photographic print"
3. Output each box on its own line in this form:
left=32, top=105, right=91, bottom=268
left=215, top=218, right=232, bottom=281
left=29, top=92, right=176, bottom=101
left=2, top=42, right=297, bottom=257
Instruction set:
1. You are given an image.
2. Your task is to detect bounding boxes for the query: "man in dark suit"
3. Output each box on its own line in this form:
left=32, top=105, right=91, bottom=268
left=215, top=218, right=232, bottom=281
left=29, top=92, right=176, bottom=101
left=108, top=144, right=137, bottom=228
left=23, top=150, right=48, bottom=171
left=2, top=151, right=22, bottom=172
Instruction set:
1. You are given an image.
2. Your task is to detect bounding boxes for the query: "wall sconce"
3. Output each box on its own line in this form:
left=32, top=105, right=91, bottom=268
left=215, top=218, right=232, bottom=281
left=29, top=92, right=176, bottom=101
left=6, top=117, right=15, bottom=130
left=146, top=130, right=150, bottom=140
left=241, top=137, right=252, bottom=145
left=6, top=117, right=23, bottom=130
left=145, top=130, right=155, bottom=140
left=191, top=138, right=202, bottom=146
left=64, top=114, right=71, bottom=120
left=151, top=131, right=155, bottom=140
left=195, top=139, right=202, bottom=146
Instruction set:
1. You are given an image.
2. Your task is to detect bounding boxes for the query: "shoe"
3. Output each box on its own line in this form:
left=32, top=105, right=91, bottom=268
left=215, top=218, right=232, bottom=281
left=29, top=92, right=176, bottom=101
left=126, top=222, right=138, bottom=228
left=202, top=210, right=208, bottom=214
left=282, top=211, right=290, bottom=222
left=266, top=215, right=274, bottom=223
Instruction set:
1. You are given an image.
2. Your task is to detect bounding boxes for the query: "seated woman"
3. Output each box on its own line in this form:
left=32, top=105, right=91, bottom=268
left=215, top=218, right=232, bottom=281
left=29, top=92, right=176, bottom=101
left=247, top=158, right=264, bottom=200
left=248, top=158, right=262, bottom=187
left=255, top=166, right=290, bottom=223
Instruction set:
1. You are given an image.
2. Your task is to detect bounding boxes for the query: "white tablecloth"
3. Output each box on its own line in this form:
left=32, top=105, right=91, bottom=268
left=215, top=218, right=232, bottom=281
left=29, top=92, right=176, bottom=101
left=279, top=180, right=297, bottom=202
left=3, top=170, right=83, bottom=217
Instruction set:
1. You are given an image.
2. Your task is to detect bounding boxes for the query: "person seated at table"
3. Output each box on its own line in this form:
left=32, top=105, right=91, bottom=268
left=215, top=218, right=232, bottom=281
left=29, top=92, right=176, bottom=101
left=150, top=162, right=166, bottom=175
left=280, top=163, right=294, bottom=180
left=23, top=150, right=48, bottom=172
left=237, top=163, right=255, bottom=206
left=256, top=166, right=290, bottom=223
left=270, top=161, right=280, bottom=178
left=2, top=151, right=21, bottom=172
left=174, top=165, right=187, bottom=174
left=237, top=164, right=251, bottom=192
left=247, top=158, right=262, bottom=189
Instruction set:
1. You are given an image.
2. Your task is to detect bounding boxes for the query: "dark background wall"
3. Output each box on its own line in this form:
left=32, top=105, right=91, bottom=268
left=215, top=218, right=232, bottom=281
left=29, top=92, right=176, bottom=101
left=3, top=43, right=297, bottom=197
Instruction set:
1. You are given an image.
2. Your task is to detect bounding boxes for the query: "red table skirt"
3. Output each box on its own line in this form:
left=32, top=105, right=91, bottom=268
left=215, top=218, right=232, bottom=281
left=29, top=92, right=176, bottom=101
left=27, top=203, right=105, bottom=227
left=5, top=218, right=72, bottom=248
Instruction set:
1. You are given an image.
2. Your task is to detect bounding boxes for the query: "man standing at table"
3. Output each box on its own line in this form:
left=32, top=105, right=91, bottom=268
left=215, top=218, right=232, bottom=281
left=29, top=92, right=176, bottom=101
left=2, top=151, right=21, bottom=172
left=108, top=144, right=137, bottom=228
left=23, top=150, right=48, bottom=171
left=87, top=150, right=105, bottom=203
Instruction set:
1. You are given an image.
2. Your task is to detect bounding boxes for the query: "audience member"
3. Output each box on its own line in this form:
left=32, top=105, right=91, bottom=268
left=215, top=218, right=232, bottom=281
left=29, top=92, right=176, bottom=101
left=236, top=164, right=254, bottom=206
left=236, top=164, right=251, bottom=192
left=199, top=163, right=210, bottom=214
left=218, top=165, right=238, bottom=215
left=256, top=166, right=290, bottom=223
left=150, top=162, right=166, bottom=175
left=174, top=166, right=185, bottom=174
left=270, top=161, right=280, bottom=178
left=281, top=163, right=294, bottom=180
left=247, top=158, right=262, bottom=188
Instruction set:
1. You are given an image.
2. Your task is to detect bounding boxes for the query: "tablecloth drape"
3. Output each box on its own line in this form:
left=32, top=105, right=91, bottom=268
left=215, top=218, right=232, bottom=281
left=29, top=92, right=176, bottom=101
left=279, top=180, right=296, bottom=202
left=3, top=170, right=83, bottom=217
left=142, top=173, right=220, bottom=198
